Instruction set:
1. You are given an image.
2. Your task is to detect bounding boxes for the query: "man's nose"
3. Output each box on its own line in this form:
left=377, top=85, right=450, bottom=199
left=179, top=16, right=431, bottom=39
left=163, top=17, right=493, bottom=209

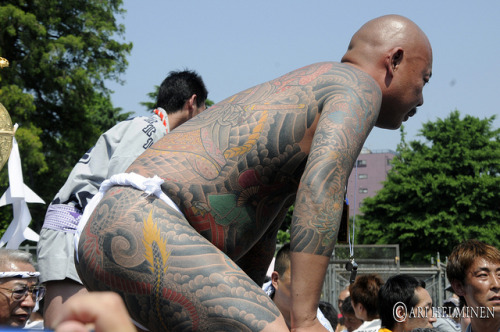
left=491, top=274, right=500, bottom=290
left=417, top=95, right=424, bottom=107
left=428, top=311, right=437, bottom=324
left=19, top=293, right=36, bottom=308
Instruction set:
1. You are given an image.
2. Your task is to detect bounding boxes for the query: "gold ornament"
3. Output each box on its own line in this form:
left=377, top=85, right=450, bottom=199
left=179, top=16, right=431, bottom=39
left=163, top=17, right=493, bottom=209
left=0, top=103, right=14, bottom=171
left=0, top=57, right=8, bottom=69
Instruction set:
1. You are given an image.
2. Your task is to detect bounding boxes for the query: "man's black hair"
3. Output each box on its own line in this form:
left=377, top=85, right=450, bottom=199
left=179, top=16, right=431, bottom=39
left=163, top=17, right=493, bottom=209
left=156, top=69, right=208, bottom=113
left=341, top=295, right=355, bottom=315
left=274, top=243, right=291, bottom=277
left=378, top=274, right=426, bottom=330
left=319, top=300, right=338, bottom=329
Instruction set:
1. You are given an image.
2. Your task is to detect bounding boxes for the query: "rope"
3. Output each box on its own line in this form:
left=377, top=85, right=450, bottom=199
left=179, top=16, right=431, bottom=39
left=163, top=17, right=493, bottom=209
left=348, top=161, right=358, bottom=258
left=154, top=108, right=170, bottom=133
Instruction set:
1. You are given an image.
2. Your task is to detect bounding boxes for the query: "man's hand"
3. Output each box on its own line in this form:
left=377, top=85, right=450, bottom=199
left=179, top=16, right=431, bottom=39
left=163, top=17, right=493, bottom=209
left=53, top=292, right=137, bottom=332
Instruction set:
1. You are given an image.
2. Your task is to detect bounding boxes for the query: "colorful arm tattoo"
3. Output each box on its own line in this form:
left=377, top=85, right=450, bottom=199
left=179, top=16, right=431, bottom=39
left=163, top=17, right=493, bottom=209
left=290, top=64, right=382, bottom=256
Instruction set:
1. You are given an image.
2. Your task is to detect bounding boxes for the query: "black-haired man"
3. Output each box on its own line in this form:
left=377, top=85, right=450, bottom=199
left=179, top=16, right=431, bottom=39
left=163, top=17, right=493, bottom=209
left=378, top=274, right=436, bottom=332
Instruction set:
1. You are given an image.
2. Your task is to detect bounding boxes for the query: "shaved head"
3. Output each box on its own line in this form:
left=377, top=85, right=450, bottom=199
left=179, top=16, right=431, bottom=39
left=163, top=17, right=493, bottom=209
left=342, top=15, right=431, bottom=66
left=342, top=15, right=433, bottom=129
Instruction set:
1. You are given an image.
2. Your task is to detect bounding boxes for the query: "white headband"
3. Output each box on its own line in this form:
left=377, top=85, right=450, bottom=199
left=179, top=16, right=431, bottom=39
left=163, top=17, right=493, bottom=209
left=0, top=271, right=40, bottom=279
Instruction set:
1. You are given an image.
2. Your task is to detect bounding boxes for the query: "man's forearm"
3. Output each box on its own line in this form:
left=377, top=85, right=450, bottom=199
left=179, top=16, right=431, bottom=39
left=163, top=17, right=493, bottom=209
left=290, top=252, right=330, bottom=330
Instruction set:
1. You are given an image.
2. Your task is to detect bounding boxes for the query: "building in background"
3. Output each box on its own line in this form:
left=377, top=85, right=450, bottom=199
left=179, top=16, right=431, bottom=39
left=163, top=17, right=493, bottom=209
left=346, top=148, right=396, bottom=217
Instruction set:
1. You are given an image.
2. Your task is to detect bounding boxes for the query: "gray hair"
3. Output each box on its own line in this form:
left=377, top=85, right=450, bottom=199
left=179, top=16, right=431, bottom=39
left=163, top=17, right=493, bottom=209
left=0, top=249, right=35, bottom=269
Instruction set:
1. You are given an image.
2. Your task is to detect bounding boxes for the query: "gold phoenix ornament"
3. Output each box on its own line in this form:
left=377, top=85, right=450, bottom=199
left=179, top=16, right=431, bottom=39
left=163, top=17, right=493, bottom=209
left=0, top=57, right=9, bottom=69
left=0, top=57, right=14, bottom=170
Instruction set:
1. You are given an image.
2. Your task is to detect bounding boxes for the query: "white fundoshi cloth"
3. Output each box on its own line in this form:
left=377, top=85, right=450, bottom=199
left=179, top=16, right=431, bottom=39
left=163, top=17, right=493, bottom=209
left=73, top=172, right=182, bottom=332
left=74, top=172, right=182, bottom=262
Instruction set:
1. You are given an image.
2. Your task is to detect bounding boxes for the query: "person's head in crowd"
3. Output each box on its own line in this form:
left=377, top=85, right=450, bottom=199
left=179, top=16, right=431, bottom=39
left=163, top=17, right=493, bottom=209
left=270, top=244, right=333, bottom=330
left=447, top=239, right=500, bottom=332
left=338, top=286, right=350, bottom=311
left=318, top=301, right=338, bottom=330
left=378, top=274, right=436, bottom=331
left=337, top=286, right=350, bottom=327
left=442, top=296, right=460, bottom=323
left=0, top=249, right=45, bottom=328
left=270, top=243, right=293, bottom=326
left=156, top=69, right=208, bottom=117
left=340, top=296, right=363, bottom=332
left=349, top=273, right=384, bottom=321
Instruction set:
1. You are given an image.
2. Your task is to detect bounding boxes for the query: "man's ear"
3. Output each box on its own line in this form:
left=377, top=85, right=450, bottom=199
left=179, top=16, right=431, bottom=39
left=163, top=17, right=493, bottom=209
left=385, top=47, right=404, bottom=75
left=352, top=301, right=364, bottom=315
left=189, top=94, right=197, bottom=110
left=183, top=94, right=197, bottom=112
left=395, top=304, right=408, bottom=324
left=358, top=302, right=366, bottom=314
left=271, top=271, right=280, bottom=289
left=451, top=280, right=466, bottom=297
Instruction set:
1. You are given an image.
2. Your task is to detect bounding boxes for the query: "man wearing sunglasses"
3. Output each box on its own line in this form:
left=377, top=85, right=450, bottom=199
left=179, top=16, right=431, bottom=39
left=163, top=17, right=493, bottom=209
left=0, top=249, right=45, bottom=328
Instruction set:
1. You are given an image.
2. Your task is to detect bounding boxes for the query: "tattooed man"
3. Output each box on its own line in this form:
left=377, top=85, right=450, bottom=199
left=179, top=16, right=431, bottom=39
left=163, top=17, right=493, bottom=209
left=75, top=14, right=432, bottom=332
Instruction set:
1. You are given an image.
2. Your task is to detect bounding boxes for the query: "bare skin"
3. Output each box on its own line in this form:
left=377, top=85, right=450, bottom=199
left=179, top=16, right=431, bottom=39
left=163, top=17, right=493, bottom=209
left=53, top=292, right=137, bottom=332
left=76, top=15, right=432, bottom=332
left=43, top=94, right=206, bottom=328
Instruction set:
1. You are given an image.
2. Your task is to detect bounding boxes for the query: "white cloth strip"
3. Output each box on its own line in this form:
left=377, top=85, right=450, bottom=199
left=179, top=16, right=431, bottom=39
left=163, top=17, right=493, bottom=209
left=0, top=271, right=40, bottom=278
left=74, top=172, right=182, bottom=262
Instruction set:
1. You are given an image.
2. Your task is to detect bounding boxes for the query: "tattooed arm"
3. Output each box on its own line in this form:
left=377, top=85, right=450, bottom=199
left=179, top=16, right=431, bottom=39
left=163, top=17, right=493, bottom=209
left=289, top=64, right=382, bottom=331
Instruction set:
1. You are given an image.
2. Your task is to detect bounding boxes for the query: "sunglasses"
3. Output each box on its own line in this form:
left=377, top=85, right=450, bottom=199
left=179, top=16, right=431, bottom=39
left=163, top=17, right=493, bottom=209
left=0, top=284, right=46, bottom=302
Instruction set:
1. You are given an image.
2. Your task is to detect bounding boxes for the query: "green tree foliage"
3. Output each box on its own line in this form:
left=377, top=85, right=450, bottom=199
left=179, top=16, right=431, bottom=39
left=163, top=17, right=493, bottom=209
left=277, top=206, right=293, bottom=245
left=0, top=0, right=132, bottom=232
left=356, top=111, right=500, bottom=263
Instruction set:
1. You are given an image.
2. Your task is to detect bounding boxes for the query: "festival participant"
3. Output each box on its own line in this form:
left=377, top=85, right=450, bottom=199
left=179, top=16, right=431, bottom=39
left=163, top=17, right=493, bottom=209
left=378, top=274, right=436, bottom=332
left=319, top=301, right=339, bottom=331
left=262, top=243, right=334, bottom=331
left=37, top=70, right=208, bottom=327
left=447, top=239, right=500, bottom=332
left=337, top=286, right=351, bottom=332
left=338, top=287, right=350, bottom=311
left=340, top=296, right=363, bottom=332
left=433, top=296, right=460, bottom=332
left=0, top=249, right=45, bottom=328
left=349, top=274, right=384, bottom=332
left=76, top=14, right=432, bottom=331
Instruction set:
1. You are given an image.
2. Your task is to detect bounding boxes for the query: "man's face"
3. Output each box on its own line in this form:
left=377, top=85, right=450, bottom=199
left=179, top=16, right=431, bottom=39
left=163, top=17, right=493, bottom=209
left=460, top=258, right=500, bottom=312
left=0, top=262, right=38, bottom=327
left=404, top=287, right=436, bottom=330
left=338, top=289, right=350, bottom=309
left=343, top=312, right=363, bottom=332
left=376, top=43, right=433, bottom=130
left=271, top=266, right=292, bottom=326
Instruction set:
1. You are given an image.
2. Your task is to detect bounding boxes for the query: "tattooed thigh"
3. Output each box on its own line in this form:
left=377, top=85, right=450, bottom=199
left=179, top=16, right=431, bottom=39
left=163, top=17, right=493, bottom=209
left=76, top=186, right=282, bottom=332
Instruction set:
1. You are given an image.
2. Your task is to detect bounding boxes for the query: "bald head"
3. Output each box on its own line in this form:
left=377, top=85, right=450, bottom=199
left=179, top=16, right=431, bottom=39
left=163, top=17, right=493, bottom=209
left=342, top=15, right=433, bottom=130
left=342, top=15, right=431, bottom=67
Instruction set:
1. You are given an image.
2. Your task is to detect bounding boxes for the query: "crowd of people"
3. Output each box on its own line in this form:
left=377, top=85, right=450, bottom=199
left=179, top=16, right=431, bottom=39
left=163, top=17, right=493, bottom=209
left=1, top=238, right=499, bottom=332
left=0, top=12, right=497, bottom=332
left=331, top=239, right=500, bottom=332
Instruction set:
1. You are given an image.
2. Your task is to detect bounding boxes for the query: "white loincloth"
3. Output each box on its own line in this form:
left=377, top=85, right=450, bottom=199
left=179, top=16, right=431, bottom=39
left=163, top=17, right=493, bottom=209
left=74, top=172, right=181, bottom=262
left=73, top=172, right=182, bottom=332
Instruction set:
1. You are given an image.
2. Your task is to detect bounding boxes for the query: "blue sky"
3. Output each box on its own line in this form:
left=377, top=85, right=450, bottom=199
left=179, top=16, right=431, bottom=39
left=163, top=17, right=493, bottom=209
left=108, top=1, right=500, bottom=152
